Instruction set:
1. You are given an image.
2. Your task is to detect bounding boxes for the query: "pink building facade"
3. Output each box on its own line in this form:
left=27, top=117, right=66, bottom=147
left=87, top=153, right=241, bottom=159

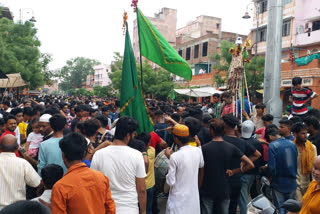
left=295, top=0, right=320, bottom=47
left=94, top=64, right=111, bottom=87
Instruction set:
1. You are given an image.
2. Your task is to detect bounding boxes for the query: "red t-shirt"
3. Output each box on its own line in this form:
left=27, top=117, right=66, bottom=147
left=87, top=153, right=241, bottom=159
left=222, top=103, right=234, bottom=115
left=0, top=130, right=20, bottom=157
left=149, top=132, right=162, bottom=148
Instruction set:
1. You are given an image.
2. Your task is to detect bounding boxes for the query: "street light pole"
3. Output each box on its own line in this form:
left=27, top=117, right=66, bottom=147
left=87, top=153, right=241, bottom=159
left=263, top=0, right=283, bottom=125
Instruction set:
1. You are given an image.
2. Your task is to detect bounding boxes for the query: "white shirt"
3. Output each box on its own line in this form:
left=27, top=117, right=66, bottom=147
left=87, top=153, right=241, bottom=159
left=14, top=127, right=21, bottom=147
left=91, top=145, right=146, bottom=214
left=31, top=189, right=52, bottom=203
left=0, top=153, right=41, bottom=209
left=166, top=145, right=204, bottom=214
left=27, top=132, right=43, bottom=149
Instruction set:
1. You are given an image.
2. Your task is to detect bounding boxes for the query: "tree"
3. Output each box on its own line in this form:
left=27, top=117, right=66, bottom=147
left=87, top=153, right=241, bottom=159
left=138, top=61, right=174, bottom=100
left=93, top=85, right=113, bottom=97
left=213, top=73, right=226, bottom=88
left=245, top=56, right=265, bottom=94
left=0, top=18, right=46, bottom=88
left=109, top=52, right=174, bottom=101
left=210, top=40, right=265, bottom=95
left=110, top=52, right=123, bottom=73
left=40, top=53, right=56, bottom=86
left=59, top=57, right=99, bottom=91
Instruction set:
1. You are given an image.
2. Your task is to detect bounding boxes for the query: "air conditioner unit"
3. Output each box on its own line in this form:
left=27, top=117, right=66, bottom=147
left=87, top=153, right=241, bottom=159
left=296, top=25, right=304, bottom=34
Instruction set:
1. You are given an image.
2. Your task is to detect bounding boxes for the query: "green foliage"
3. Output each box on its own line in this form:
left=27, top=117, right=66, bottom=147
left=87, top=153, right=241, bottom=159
left=220, top=40, right=235, bottom=64
left=211, top=40, right=235, bottom=72
left=59, top=57, right=99, bottom=91
left=108, top=52, right=123, bottom=92
left=109, top=52, right=174, bottom=101
left=93, top=85, right=113, bottom=97
left=40, top=53, right=56, bottom=86
left=0, top=18, right=46, bottom=88
left=108, top=69, right=122, bottom=92
left=213, top=73, right=226, bottom=87
left=245, top=56, right=265, bottom=89
left=51, top=89, right=63, bottom=95
left=110, top=52, right=123, bottom=73
left=137, top=61, right=174, bottom=101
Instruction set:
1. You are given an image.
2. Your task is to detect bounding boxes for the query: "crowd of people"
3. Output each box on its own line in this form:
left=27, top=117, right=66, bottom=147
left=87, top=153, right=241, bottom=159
left=0, top=76, right=319, bottom=214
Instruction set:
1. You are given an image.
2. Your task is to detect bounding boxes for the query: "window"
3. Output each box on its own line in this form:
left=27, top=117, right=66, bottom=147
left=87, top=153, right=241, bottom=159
left=258, top=28, right=267, bottom=42
left=186, top=47, right=191, bottom=60
left=283, top=0, right=292, bottom=5
left=282, top=20, right=291, bottom=37
left=312, top=20, right=320, bottom=31
left=216, top=23, right=220, bottom=29
left=202, top=42, right=208, bottom=57
left=178, top=50, right=183, bottom=57
left=194, top=45, right=199, bottom=58
left=259, top=0, right=268, bottom=14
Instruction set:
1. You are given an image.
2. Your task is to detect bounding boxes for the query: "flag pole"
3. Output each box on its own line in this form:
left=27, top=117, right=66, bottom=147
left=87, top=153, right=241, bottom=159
left=135, top=5, right=144, bottom=91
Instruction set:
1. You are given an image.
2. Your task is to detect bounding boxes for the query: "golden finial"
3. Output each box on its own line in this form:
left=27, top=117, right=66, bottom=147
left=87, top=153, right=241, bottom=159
left=123, top=11, right=128, bottom=35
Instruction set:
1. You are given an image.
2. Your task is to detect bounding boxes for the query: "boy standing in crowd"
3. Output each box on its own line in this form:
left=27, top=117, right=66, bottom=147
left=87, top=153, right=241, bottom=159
left=290, top=77, right=318, bottom=117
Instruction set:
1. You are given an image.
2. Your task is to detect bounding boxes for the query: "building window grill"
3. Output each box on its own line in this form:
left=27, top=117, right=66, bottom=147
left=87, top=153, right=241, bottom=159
left=186, top=47, right=191, bottom=60
left=194, top=45, right=199, bottom=58
left=202, top=42, right=208, bottom=57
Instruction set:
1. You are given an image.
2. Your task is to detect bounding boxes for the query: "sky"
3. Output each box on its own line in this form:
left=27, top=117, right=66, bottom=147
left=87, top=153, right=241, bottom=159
left=1, top=0, right=253, bottom=70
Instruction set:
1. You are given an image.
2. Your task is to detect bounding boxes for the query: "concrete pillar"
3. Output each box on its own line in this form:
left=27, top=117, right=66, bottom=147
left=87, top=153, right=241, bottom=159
left=263, top=0, right=283, bottom=126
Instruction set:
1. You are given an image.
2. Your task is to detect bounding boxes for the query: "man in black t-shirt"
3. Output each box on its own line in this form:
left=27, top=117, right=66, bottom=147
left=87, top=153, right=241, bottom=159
left=128, top=139, right=148, bottom=173
left=222, top=114, right=261, bottom=214
left=239, top=120, right=264, bottom=214
left=200, top=119, right=254, bottom=214
left=197, top=114, right=212, bottom=146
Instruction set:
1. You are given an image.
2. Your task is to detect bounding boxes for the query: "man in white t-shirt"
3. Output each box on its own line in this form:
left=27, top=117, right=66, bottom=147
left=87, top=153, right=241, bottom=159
left=91, top=116, right=147, bottom=214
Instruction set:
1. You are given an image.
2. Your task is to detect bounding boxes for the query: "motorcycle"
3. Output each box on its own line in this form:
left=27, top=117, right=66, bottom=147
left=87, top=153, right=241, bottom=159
left=247, top=177, right=301, bottom=214
left=247, top=176, right=276, bottom=214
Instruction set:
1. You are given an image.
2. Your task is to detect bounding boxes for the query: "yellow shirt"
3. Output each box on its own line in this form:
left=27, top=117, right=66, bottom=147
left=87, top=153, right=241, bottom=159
left=145, top=146, right=155, bottom=189
left=18, top=122, right=28, bottom=138
left=300, top=180, right=320, bottom=214
left=188, top=141, right=197, bottom=147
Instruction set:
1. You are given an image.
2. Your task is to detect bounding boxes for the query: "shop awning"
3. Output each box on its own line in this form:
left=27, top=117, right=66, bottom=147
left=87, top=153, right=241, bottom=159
left=174, top=87, right=223, bottom=97
left=0, top=73, right=26, bottom=88
left=256, top=88, right=285, bottom=94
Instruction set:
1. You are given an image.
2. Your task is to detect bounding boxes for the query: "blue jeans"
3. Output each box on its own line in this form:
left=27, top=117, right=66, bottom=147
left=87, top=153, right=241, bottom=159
left=239, top=174, right=256, bottom=214
left=200, top=195, right=230, bottom=214
left=146, top=186, right=155, bottom=214
left=272, top=188, right=295, bottom=214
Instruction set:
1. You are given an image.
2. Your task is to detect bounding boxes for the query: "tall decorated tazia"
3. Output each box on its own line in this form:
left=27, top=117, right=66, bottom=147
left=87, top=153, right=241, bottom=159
left=120, top=12, right=154, bottom=134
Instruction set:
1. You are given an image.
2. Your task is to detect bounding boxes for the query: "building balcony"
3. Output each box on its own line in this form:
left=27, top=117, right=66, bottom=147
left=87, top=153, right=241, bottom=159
left=296, top=29, right=320, bottom=46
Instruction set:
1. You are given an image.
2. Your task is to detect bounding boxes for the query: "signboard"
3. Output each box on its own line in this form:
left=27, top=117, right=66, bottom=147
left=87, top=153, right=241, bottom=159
left=281, top=77, right=313, bottom=87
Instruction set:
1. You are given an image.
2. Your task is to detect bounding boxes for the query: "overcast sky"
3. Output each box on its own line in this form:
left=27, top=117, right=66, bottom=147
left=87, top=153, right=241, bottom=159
left=2, top=0, right=253, bottom=70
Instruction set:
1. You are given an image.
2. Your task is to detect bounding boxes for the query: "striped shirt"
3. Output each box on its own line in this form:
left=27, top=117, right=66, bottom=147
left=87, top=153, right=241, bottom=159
left=0, top=153, right=41, bottom=209
left=291, top=88, right=315, bottom=115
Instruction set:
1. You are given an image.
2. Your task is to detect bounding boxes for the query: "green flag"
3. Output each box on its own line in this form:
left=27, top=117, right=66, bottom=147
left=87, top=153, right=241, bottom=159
left=170, top=88, right=175, bottom=100
left=120, top=23, right=154, bottom=134
left=137, top=8, right=192, bottom=80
